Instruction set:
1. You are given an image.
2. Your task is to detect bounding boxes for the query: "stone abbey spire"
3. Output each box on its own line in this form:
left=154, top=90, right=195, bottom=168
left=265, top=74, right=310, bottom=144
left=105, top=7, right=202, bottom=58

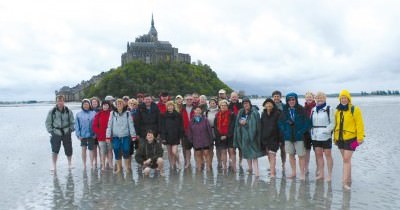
left=121, top=14, right=191, bottom=65
left=148, top=14, right=158, bottom=41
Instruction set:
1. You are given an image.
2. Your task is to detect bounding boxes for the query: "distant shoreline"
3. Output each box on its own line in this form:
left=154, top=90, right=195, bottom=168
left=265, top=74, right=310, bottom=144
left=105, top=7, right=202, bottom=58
left=1, top=94, right=399, bottom=104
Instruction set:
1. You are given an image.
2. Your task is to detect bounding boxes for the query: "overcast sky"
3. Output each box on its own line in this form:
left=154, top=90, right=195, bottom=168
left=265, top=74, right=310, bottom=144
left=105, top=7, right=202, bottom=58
left=1, top=0, right=399, bottom=101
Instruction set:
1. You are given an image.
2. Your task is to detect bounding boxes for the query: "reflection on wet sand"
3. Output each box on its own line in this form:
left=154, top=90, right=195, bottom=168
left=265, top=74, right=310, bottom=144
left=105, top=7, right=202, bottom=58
left=45, top=157, right=347, bottom=209
left=52, top=172, right=75, bottom=209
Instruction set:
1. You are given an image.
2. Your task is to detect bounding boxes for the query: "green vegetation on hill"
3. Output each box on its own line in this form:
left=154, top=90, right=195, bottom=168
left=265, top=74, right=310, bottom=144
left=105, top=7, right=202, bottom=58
left=84, top=61, right=232, bottom=98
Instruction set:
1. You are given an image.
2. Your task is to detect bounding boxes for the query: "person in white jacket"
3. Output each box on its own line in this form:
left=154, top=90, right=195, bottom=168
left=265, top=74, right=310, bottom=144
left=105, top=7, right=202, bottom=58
left=311, top=92, right=335, bottom=181
left=106, top=99, right=136, bottom=173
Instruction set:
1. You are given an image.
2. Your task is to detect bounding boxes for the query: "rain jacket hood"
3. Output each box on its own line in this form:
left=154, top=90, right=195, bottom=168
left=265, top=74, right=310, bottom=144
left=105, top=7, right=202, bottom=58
left=339, top=89, right=352, bottom=104
left=285, top=92, right=299, bottom=106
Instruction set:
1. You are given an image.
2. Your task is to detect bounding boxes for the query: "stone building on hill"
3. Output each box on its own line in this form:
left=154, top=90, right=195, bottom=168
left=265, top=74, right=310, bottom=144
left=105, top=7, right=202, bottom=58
left=56, top=14, right=190, bottom=102
left=121, top=15, right=191, bottom=65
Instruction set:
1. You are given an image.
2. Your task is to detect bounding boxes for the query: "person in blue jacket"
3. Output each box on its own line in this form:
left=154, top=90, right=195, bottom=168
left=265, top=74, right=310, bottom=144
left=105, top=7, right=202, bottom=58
left=75, top=99, right=96, bottom=169
left=278, top=92, right=310, bottom=180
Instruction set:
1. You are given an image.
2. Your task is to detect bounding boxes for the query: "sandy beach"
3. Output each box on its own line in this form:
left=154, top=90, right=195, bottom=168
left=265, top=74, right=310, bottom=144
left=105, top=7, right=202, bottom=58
left=1, top=97, right=400, bottom=209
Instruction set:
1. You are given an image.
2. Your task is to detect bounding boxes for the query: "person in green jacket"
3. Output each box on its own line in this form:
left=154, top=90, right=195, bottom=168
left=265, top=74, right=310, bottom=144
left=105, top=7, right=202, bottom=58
left=45, top=95, right=75, bottom=172
left=233, top=98, right=263, bottom=176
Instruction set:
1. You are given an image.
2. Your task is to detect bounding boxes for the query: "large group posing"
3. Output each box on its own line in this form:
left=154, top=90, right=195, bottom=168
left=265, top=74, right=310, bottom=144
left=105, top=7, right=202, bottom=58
left=45, top=89, right=365, bottom=189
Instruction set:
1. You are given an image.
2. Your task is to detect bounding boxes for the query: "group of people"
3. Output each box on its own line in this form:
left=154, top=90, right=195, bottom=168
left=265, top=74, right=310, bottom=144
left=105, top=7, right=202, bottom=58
left=45, top=89, right=364, bottom=189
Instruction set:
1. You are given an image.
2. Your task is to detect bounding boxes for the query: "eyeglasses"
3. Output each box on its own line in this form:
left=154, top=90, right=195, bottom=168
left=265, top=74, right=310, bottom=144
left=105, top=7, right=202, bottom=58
left=288, top=98, right=296, bottom=101
left=186, top=99, right=193, bottom=101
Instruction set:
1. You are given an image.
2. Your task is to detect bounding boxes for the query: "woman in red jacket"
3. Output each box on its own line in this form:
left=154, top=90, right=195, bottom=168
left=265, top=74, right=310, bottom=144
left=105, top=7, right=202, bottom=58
left=92, top=101, right=113, bottom=171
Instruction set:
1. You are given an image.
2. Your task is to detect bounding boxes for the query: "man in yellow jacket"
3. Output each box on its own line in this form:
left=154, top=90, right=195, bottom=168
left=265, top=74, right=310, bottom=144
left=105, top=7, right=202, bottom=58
left=334, top=89, right=365, bottom=190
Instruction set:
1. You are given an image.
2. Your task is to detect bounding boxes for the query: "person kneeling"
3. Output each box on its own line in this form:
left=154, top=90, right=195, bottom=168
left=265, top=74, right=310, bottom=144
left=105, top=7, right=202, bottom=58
left=135, top=130, right=164, bottom=176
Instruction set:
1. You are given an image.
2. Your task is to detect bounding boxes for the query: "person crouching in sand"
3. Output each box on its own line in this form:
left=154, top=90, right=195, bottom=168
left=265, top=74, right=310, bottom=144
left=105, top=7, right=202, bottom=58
left=135, top=130, right=164, bottom=176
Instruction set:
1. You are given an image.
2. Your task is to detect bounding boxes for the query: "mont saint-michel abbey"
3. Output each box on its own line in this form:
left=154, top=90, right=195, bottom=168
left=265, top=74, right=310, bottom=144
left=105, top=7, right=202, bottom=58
left=56, top=15, right=191, bottom=101
left=121, top=15, right=191, bottom=65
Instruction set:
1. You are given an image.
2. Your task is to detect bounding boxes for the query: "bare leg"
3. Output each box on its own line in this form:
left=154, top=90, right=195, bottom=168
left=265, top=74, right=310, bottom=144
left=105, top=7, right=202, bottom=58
left=97, top=144, right=101, bottom=169
left=216, top=148, right=221, bottom=168
left=185, top=149, right=191, bottom=169
left=288, top=154, right=296, bottom=178
left=315, top=147, right=324, bottom=180
left=228, top=148, right=237, bottom=172
left=89, top=150, right=94, bottom=169
left=101, top=151, right=106, bottom=171
left=115, top=159, right=122, bottom=174
left=269, top=152, right=276, bottom=177
left=172, top=145, right=180, bottom=169
left=67, top=156, right=72, bottom=169
left=299, top=156, right=305, bottom=180
left=209, top=148, right=214, bottom=168
left=167, top=145, right=173, bottom=169
left=280, top=142, right=286, bottom=172
left=157, top=158, right=164, bottom=176
left=325, top=149, right=333, bottom=182
left=220, top=149, right=227, bottom=170
left=93, top=146, right=98, bottom=169
left=143, top=167, right=151, bottom=176
left=239, top=149, right=243, bottom=167
left=253, top=158, right=259, bottom=177
left=304, top=149, right=311, bottom=175
left=81, top=146, right=87, bottom=169
left=52, top=153, right=58, bottom=171
left=247, top=159, right=253, bottom=173
left=343, top=150, right=353, bottom=189
left=107, top=149, right=113, bottom=169
left=195, top=150, right=203, bottom=172
left=315, top=147, right=320, bottom=176
left=203, top=149, right=211, bottom=171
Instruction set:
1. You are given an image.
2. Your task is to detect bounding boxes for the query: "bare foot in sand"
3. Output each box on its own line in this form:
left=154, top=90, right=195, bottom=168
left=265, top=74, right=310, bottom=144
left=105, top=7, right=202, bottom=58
left=247, top=168, right=253, bottom=174
left=50, top=168, right=56, bottom=174
left=343, top=184, right=351, bottom=190
left=287, top=174, right=296, bottom=179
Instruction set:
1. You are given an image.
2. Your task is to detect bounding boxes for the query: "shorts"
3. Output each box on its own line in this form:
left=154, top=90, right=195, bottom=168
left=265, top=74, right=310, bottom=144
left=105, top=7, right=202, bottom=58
left=194, top=146, right=210, bottom=151
left=285, top=141, right=305, bottom=156
left=304, top=131, right=312, bottom=150
left=215, top=137, right=228, bottom=149
left=262, top=142, right=279, bottom=153
left=112, top=136, right=131, bottom=160
left=99, top=141, right=112, bottom=156
left=337, top=138, right=357, bottom=151
left=80, top=138, right=95, bottom=150
left=182, top=135, right=193, bottom=150
left=312, top=139, right=332, bottom=150
left=50, top=134, right=72, bottom=156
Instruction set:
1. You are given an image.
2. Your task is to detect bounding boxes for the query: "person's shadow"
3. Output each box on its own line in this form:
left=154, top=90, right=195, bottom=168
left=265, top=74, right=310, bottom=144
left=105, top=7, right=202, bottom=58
left=312, top=181, right=333, bottom=209
left=52, top=171, right=75, bottom=209
left=342, top=188, right=352, bottom=210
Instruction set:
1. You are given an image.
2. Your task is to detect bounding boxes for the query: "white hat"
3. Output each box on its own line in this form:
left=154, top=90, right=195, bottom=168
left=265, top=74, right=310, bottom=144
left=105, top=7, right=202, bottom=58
left=218, top=89, right=226, bottom=94
left=104, top=95, right=115, bottom=101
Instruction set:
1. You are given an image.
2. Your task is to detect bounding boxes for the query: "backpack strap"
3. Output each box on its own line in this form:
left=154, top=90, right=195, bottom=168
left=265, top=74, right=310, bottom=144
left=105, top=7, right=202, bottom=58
left=351, top=105, right=355, bottom=116
left=326, top=106, right=330, bottom=124
left=51, top=106, right=71, bottom=129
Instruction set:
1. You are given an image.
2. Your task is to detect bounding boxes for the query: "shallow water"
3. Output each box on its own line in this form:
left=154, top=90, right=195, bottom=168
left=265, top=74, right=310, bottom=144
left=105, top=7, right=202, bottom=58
left=1, top=96, right=400, bottom=210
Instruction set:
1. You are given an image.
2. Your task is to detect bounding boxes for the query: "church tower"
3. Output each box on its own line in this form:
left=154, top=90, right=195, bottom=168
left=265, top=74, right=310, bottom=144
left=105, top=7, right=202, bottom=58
left=148, top=14, right=158, bottom=41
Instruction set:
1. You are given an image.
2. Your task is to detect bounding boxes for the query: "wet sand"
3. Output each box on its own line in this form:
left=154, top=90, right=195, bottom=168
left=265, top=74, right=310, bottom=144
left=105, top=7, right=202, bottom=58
left=1, top=97, right=400, bottom=209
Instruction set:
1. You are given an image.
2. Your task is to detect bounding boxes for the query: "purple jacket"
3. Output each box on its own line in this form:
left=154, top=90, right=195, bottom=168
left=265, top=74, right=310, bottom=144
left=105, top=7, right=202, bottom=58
left=188, top=116, right=213, bottom=149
